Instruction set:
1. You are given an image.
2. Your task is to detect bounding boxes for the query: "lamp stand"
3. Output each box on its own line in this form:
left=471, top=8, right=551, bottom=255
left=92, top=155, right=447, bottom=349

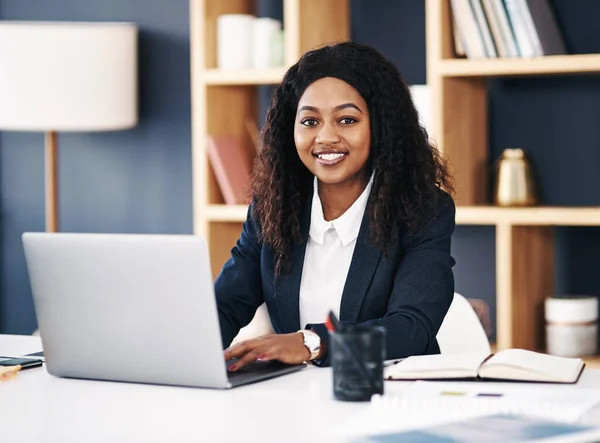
left=45, top=131, right=59, bottom=232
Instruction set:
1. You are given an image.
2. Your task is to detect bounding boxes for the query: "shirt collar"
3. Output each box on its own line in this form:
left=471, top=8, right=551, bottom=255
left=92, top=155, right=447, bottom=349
left=309, top=174, right=374, bottom=246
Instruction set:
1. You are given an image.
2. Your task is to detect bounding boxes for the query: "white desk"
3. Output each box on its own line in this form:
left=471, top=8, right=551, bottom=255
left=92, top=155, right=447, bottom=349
left=2, top=334, right=600, bottom=443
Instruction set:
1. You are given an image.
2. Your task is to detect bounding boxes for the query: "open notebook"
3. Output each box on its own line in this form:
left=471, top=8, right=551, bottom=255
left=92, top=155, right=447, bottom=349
left=385, top=349, right=585, bottom=383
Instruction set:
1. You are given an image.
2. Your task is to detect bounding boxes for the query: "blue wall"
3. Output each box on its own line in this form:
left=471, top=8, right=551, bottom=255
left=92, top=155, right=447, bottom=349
left=0, top=0, right=192, bottom=333
left=2, top=0, right=600, bottom=340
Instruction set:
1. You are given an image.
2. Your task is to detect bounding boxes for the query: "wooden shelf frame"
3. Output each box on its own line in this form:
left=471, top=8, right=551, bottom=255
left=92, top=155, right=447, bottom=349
left=190, top=0, right=350, bottom=275
left=426, top=0, right=600, bottom=353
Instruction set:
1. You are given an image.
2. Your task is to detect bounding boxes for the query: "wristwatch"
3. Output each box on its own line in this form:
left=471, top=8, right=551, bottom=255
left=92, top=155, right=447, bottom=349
left=298, top=329, right=321, bottom=361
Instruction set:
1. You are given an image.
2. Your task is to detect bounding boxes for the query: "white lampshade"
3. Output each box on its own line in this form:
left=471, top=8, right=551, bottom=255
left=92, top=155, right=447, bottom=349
left=0, top=21, right=138, bottom=131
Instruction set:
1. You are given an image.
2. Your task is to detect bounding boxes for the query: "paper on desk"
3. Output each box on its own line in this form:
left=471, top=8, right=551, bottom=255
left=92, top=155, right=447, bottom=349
left=327, top=381, right=600, bottom=442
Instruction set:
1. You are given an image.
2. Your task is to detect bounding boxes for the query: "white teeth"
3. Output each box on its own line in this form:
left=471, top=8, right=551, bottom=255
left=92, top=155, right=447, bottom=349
left=318, top=153, right=345, bottom=161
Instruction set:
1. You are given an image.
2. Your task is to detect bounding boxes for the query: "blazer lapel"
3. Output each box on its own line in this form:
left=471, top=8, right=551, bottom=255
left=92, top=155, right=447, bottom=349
left=339, top=208, right=382, bottom=323
left=273, top=192, right=311, bottom=332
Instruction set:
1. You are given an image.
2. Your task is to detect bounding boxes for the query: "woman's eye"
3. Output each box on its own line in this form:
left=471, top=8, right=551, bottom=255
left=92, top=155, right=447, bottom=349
left=339, top=117, right=356, bottom=125
left=301, top=119, right=318, bottom=127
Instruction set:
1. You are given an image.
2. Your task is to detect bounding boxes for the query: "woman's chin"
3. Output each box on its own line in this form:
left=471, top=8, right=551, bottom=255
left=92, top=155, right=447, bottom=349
left=314, top=171, right=350, bottom=186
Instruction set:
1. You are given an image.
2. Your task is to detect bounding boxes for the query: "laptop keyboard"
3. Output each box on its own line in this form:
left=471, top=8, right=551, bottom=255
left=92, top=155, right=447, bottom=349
left=225, top=358, right=305, bottom=385
left=225, top=358, right=275, bottom=377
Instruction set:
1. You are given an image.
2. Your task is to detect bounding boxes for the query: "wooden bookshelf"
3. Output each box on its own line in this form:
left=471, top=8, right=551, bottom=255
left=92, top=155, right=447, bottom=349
left=427, top=0, right=600, bottom=353
left=190, top=0, right=350, bottom=276
left=191, top=0, right=600, bottom=356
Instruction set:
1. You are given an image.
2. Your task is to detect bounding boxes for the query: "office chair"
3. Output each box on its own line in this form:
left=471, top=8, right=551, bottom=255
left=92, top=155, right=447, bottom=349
left=436, top=292, right=491, bottom=355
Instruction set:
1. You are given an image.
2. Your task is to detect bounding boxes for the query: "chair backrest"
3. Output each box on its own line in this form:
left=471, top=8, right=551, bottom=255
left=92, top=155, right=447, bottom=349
left=436, top=292, right=491, bottom=355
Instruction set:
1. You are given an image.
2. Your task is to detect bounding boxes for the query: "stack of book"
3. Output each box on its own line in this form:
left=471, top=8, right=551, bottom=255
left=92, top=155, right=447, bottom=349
left=450, top=0, right=566, bottom=58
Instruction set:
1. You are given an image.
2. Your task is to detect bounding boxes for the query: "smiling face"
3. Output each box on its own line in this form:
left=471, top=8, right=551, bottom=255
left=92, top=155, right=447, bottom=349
left=294, top=77, right=371, bottom=188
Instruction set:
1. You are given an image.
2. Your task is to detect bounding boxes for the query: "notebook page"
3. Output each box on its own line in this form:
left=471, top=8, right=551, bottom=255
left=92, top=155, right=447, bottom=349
left=482, top=349, right=583, bottom=382
left=385, top=352, right=488, bottom=379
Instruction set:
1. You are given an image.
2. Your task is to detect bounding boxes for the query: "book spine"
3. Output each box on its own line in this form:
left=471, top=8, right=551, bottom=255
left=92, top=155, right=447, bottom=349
left=503, top=0, right=536, bottom=57
left=451, top=0, right=487, bottom=58
left=524, top=0, right=567, bottom=55
left=469, top=0, right=498, bottom=58
left=516, top=0, right=543, bottom=56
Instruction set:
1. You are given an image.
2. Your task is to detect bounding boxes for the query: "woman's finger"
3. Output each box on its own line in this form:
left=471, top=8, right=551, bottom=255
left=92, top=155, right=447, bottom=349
left=224, top=339, right=254, bottom=361
left=228, top=348, right=264, bottom=372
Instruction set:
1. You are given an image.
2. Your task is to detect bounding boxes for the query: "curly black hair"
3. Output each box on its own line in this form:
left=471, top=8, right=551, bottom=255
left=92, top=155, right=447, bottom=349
left=251, top=41, right=453, bottom=277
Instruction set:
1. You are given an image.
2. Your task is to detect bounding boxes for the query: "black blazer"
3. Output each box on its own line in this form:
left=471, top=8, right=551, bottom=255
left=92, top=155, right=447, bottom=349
left=215, top=187, right=456, bottom=367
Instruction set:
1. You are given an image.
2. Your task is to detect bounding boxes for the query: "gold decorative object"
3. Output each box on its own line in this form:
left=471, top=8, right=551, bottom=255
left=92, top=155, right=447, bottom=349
left=493, top=148, right=538, bottom=206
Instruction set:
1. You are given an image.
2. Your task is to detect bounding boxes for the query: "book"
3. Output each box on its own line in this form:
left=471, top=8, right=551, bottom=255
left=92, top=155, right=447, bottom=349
left=469, top=0, right=497, bottom=58
left=356, top=414, right=600, bottom=443
left=450, top=0, right=487, bottom=59
left=206, top=135, right=253, bottom=205
left=503, top=0, right=537, bottom=57
left=384, top=349, right=585, bottom=383
left=522, top=0, right=566, bottom=56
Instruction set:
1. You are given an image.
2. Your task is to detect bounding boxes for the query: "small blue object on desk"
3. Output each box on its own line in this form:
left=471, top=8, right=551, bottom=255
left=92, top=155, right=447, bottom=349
left=357, top=414, right=600, bottom=443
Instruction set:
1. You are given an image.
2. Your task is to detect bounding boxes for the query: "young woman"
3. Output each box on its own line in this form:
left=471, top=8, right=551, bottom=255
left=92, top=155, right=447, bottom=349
left=217, top=41, right=455, bottom=370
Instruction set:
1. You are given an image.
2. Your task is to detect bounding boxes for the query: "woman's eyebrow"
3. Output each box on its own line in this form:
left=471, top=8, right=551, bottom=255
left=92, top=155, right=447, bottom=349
left=297, top=105, right=319, bottom=113
left=297, top=103, right=362, bottom=113
left=334, top=103, right=362, bottom=113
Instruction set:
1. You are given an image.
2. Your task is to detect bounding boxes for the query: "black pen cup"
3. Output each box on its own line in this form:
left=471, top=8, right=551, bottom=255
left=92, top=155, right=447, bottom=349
left=330, top=326, right=386, bottom=402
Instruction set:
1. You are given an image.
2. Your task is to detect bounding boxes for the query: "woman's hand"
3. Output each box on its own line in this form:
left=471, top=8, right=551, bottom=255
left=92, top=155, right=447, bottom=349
left=224, top=332, right=310, bottom=371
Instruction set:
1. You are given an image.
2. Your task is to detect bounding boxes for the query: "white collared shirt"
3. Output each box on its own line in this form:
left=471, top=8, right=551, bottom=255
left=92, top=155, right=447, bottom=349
left=299, top=175, right=374, bottom=328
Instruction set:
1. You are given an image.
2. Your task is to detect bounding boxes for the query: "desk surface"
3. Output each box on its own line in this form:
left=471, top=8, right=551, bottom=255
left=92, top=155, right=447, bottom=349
left=2, top=334, right=600, bottom=443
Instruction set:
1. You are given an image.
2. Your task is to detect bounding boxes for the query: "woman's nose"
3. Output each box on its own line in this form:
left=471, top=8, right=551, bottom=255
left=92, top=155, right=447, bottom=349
left=315, top=122, right=341, bottom=145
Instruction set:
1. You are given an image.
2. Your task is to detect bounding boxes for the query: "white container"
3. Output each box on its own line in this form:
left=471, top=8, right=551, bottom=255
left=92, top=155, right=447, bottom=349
left=217, top=14, right=254, bottom=69
left=251, top=17, right=282, bottom=68
left=545, top=296, right=598, bottom=357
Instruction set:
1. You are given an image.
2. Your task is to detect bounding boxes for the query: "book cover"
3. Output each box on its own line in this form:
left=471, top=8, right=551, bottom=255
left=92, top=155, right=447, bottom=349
left=206, top=135, right=253, bottom=205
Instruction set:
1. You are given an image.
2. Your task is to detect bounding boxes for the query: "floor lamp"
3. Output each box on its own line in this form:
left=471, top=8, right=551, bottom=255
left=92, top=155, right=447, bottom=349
left=0, top=21, right=138, bottom=232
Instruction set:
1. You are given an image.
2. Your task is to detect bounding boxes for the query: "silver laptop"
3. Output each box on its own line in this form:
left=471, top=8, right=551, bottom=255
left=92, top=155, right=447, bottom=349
left=22, top=232, right=305, bottom=388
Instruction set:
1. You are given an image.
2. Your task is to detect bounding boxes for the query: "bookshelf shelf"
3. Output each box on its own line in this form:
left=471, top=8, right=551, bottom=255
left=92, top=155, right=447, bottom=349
left=206, top=204, right=248, bottom=222
left=455, top=206, right=600, bottom=226
left=203, top=67, right=288, bottom=85
left=206, top=205, right=600, bottom=226
left=439, top=54, right=600, bottom=78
